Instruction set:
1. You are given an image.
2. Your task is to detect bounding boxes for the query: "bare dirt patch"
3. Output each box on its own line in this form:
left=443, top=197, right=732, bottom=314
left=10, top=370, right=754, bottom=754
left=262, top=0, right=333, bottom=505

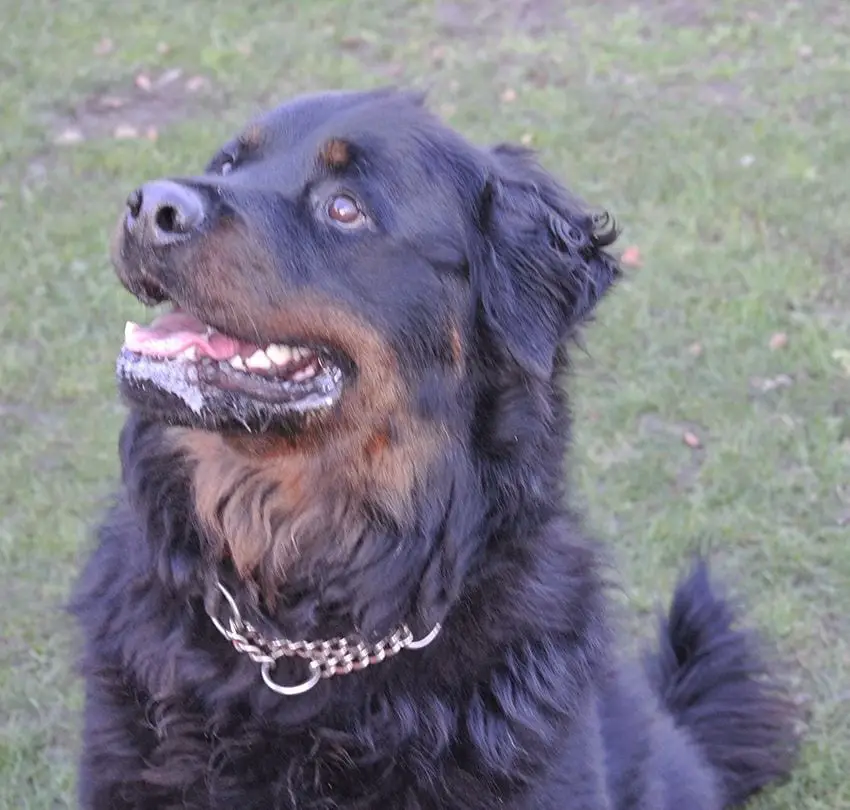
left=435, top=0, right=567, bottom=37
left=50, top=70, right=218, bottom=145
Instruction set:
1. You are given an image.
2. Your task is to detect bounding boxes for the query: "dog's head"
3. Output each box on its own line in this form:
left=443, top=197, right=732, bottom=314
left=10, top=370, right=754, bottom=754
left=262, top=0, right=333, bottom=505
left=114, top=88, right=619, bottom=443
left=113, top=89, right=620, bottom=589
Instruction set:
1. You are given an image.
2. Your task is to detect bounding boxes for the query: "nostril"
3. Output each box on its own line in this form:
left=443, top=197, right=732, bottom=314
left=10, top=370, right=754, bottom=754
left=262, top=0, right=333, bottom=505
left=127, top=180, right=205, bottom=243
left=126, top=188, right=143, bottom=218
left=155, top=204, right=182, bottom=234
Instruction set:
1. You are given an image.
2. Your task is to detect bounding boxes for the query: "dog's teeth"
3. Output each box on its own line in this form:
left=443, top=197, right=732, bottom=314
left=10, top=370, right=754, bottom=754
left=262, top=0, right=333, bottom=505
left=181, top=346, right=198, bottom=361
left=246, top=349, right=272, bottom=371
left=266, top=344, right=293, bottom=366
left=229, top=355, right=246, bottom=371
left=124, top=321, right=139, bottom=342
left=292, top=363, right=317, bottom=382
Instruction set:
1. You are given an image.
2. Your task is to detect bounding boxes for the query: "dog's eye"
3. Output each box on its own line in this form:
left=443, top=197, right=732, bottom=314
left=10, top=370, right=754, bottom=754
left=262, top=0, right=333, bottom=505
left=327, top=195, right=364, bottom=226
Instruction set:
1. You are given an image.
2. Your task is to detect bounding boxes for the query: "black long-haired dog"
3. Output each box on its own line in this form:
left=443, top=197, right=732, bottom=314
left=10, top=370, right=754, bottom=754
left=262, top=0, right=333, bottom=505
left=71, top=89, right=799, bottom=809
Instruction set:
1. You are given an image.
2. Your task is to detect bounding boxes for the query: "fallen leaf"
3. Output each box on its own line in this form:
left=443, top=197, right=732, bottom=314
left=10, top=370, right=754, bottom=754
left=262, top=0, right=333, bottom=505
left=145, top=126, right=159, bottom=142
left=769, top=332, right=788, bottom=350
left=520, top=133, right=533, bottom=146
left=339, top=35, right=365, bottom=50
left=114, top=124, right=139, bottom=139
left=682, top=431, right=702, bottom=449
left=54, top=128, right=85, bottom=145
left=500, top=88, right=517, bottom=103
left=94, top=37, right=114, bottom=55
left=620, top=245, right=642, bottom=267
left=135, top=73, right=153, bottom=92
left=186, top=75, right=207, bottom=92
left=688, top=342, right=703, bottom=357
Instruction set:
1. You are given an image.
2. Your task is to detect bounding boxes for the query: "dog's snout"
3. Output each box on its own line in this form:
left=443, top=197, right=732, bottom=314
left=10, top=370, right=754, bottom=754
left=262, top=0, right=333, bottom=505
left=125, top=180, right=205, bottom=246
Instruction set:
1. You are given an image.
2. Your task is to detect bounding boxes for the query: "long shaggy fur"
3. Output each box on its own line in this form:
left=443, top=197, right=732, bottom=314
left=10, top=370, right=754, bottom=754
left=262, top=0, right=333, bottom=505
left=71, top=88, right=800, bottom=809
left=645, top=562, right=800, bottom=808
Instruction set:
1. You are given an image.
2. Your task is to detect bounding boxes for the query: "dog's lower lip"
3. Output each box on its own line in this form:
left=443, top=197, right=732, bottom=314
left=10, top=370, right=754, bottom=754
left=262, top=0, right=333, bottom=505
left=116, top=346, right=345, bottom=426
left=116, top=305, right=348, bottom=425
left=195, top=355, right=339, bottom=403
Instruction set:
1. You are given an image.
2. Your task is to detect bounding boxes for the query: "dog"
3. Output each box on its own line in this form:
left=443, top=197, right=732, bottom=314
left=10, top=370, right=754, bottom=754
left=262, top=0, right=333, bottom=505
left=71, top=88, right=799, bottom=809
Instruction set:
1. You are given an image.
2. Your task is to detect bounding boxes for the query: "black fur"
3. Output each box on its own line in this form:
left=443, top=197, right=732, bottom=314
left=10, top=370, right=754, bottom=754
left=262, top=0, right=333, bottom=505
left=645, top=562, right=800, bottom=807
left=71, top=89, right=799, bottom=808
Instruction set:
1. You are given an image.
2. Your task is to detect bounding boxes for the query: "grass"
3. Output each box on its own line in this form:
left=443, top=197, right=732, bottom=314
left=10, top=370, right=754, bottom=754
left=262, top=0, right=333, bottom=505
left=1, top=0, right=848, bottom=806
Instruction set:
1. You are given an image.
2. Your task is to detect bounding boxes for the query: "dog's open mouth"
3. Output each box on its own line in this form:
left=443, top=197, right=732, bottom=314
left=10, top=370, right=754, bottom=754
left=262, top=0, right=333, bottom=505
left=116, top=307, right=345, bottom=430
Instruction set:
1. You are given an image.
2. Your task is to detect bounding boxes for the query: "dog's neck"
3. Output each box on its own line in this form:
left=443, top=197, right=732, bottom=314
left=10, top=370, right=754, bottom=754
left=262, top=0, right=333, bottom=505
left=116, top=374, right=602, bottom=713
left=120, top=412, right=479, bottom=640
left=120, top=358, right=570, bottom=641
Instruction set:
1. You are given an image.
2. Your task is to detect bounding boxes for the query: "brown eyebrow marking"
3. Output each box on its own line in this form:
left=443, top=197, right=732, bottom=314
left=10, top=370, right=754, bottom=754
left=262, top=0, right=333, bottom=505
left=238, top=124, right=265, bottom=150
left=319, top=138, right=352, bottom=170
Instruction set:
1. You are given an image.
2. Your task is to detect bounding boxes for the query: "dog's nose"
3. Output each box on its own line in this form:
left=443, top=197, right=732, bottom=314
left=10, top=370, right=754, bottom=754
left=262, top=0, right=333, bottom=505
left=125, top=180, right=205, bottom=246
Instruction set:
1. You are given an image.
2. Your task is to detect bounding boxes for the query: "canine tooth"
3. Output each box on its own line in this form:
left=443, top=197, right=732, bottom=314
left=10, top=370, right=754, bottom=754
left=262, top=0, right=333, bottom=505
left=265, top=344, right=293, bottom=365
left=246, top=349, right=272, bottom=371
left=181, top=346, right=198, bottom=361
left=229, top=355, right=246, bottom=371
left=124, top=321, right=139, bottom=342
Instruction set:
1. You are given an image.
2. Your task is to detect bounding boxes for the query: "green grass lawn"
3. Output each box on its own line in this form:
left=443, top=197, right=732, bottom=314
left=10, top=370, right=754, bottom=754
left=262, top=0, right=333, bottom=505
left=1, top=0, right=848, bottom=806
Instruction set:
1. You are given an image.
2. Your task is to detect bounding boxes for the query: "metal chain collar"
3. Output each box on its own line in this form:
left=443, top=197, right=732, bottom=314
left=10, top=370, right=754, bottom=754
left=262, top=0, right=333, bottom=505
left=207, top=579, right=442, bottom=696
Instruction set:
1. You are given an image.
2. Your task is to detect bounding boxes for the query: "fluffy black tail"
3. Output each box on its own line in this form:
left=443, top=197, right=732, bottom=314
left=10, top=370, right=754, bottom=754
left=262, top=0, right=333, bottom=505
left=645, top=560, right=800, bottom=808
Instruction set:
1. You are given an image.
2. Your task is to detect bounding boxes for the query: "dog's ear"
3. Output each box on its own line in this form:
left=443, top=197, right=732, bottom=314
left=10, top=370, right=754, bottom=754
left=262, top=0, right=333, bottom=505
left=471, top=144, right=620, bottom=379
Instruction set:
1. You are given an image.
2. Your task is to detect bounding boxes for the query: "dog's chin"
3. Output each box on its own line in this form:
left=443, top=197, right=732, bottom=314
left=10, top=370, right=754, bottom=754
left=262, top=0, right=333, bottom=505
left=115, top=306, right=347, bottom=434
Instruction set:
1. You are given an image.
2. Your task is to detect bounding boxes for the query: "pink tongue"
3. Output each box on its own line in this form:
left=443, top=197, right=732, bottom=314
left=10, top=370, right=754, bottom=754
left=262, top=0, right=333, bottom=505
left=124, top=310, right=252, bottom=360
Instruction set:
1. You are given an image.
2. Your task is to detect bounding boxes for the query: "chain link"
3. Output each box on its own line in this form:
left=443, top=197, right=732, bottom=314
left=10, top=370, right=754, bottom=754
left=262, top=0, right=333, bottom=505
left=207, top=580, right=441, bottom=696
